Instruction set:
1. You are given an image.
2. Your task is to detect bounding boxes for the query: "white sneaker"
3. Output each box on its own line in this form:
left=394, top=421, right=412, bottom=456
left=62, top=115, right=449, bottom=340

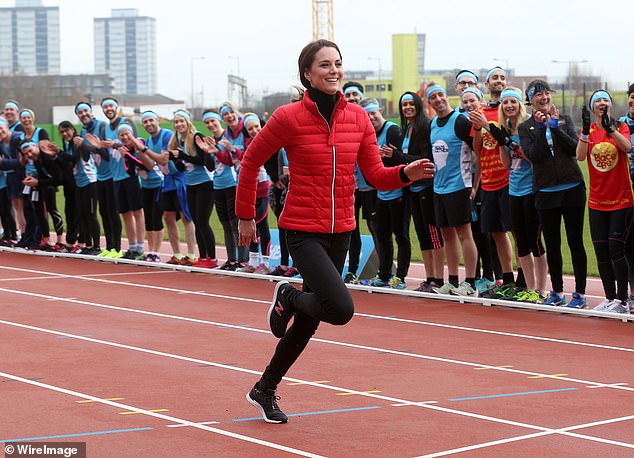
left=593, top=299, right=613, bottom=312
left=432, top=283, right=456, bottom=294
left=607, top=299, right=630, bottom=314
left=451, top=281, right=478, bottom=297
left=627, top=295, right=634, bottom=311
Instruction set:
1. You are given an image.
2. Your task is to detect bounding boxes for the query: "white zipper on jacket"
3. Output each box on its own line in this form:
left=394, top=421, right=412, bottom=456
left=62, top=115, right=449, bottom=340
left=315, top=107, right=336, bottom=233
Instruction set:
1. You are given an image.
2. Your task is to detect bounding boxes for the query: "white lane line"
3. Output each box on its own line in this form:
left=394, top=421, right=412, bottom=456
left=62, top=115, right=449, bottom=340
left=0, top=370, right=323, bottom=458
left=0, top=271, right=172, bottom=282
left=0, top=266, right=268, bottom=304
left=419, top=412, right=634, bottom=457
left=2, top=320, right=633, bottom=454
left=0, top=287, right=633, bottom=393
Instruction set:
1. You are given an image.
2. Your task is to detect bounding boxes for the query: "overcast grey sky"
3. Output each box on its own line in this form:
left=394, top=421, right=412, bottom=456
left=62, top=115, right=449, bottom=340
left=2, top=0, right=630, bottom=105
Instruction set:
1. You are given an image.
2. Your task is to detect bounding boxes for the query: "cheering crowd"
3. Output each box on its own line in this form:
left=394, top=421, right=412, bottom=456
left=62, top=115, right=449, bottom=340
left=0, top=66, right=633, bottom=314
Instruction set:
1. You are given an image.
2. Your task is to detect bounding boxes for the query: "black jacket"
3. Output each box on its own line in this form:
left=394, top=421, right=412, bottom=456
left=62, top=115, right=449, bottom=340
left=518, top=114, right=584, bottom=192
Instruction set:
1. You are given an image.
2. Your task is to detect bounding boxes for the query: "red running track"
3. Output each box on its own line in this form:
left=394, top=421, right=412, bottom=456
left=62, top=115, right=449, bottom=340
left=0, top=251, right=633, bottom=457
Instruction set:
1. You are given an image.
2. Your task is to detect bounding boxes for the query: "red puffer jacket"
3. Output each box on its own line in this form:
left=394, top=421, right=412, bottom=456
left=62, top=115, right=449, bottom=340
left=236, top=91, right=408, bottom=233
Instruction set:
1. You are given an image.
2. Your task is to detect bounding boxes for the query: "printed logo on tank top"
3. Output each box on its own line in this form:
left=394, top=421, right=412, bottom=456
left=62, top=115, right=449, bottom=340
left=432, top=139, right=449, bottom=170
left=591, top=142, right=618, bottom=172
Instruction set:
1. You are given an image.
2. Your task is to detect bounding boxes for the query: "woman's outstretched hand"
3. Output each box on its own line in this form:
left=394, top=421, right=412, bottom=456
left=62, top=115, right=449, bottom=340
left=403, top=158, right=436, bottom=181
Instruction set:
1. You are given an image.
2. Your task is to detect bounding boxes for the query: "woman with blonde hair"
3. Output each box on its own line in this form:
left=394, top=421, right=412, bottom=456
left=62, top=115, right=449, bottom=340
left=168, top=110, right=217, bottom=268
left=491, top=88, right=547, bottom=300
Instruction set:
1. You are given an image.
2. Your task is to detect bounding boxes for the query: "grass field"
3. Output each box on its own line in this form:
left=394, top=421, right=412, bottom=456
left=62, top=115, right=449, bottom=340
left=40, top=121, right=600, bottom=276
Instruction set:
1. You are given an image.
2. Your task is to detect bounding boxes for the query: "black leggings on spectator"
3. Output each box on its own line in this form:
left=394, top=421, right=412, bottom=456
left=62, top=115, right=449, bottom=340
left=215, top=186, right=247, bottom=263
left=348, top=189, right=379, bottom=275
left=77, top=183, right=101, bottom=249
left=537, top=202, right=587, bottom=294
left=187, top=181, right=215, bottom=259
left=64, top=182, right=79, bottom=245
left=589, top=206, right=633, bottom=301
left=97, top=179, right=121, bottom=251
left=259, top=231, right=353, bottom=390
left=375, top=197, right=411, bottom=280
left=0, top=188, right=17, bottom=239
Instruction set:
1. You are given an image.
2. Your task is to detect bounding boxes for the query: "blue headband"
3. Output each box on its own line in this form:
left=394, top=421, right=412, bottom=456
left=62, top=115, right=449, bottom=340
left=117, top=124, right=134, bottom=134
left=589, top=90, right=612, bottom=110
left=344, top=86, right=365, bottom=99
left=20, top=141, right=37, bottom=150
left=219, top=105, right=233, bottom=116
left=425, top=85, right=446, bottom=102
left=141, top=111, right=159, bottom=121
left=500, top=89, right=522, bottom=102
left=202, top=112, right=222, bottom=122
left=20, top=109, right=33, bottom=119
left=456, top=70, right=478, bottom=83
left=0, top=117, right=8, bottom=127
left=243, top=114, right=260, bottom=127
left=401, top=94, right=414, bottom=103
left=4, top=102, right=19, bottom=111
left=173, top=110, right=191, bottom=121
left=462, top=87, right=483, bottom=100
left=101, top=98, right=119, bottom=109
left=363, top=103, right=381, bottom=113
left=75, top=103, right=92, bottom=114
left=486, top=66, right=504, bottom=82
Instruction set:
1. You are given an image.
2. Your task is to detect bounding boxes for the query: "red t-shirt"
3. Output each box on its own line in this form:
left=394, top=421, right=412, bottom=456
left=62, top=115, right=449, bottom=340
left=476, top=105, right=509, bottom=191
left=586, top=123, right=634, bottom=211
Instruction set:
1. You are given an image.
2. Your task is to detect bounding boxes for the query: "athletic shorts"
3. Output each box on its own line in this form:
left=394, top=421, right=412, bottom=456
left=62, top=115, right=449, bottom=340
left=160, top=189, right=181, bottom=213
left=433, top=188, right=472, bottom=228
left=113, top=176, right=142, bottom=214
left=142, top=187, right=163, bottom=231
left=355, top=189, right=378, bottom=221
left=480, top=186, right=512, bottom=233
left=411, top=187, right=444, bottom=250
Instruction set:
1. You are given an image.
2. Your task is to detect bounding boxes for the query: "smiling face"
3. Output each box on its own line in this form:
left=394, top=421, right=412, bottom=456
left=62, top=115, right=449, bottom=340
left=530, top=90, right=551, bottom=113
left=4, top=106, right=18, bottom=124
left=401, top=99, right=417, bottom=120
left=117, top=128, right=135, bottom=147
left=76, top=108, right=92, bottom=125
left=455, top=77, right=477, bottom=96
left=486, top=71, right=507, bottom=95
left=502, top=97, right=520, bottom=118
left=592, top=97, right=611, bottom=119
left=245, top=119, right=262, bottom=138
left=461, top=92, right=481, bottom=112
left=101, top=103, right=118, bottom=120
left=303, top=46, right=343, bottom=95
left=142, top=117, right=159, bottom=136
left=204, top=117, right=223, bottom=136
left=345, top=89, right=362, bottom=104
left=221, top=109, right=239, bottom=129
left=20, top=114, right=33, bottom=129
left=173, top=115, right=189, bottom=134
left=429, top=91, right=450, bottom=116
left=59, top=126, right=75, bottom=142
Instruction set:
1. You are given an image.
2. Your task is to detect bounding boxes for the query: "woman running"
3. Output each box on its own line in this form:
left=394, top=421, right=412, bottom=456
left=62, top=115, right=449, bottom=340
left=236, top=39, right=435, bottom=423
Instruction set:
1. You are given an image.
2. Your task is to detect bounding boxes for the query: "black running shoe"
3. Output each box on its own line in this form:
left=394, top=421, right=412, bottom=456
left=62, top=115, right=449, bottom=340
left=246, top=384, right=288, bottom=424
left=268, top=281, right=295, bottom=338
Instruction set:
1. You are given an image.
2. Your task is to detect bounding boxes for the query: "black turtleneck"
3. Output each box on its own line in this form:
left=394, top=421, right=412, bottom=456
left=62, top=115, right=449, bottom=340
left=308, top=87, right=338, bottom=126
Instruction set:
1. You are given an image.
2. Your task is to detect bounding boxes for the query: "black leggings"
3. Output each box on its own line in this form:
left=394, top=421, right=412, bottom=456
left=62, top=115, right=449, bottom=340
left=77, top=183, right=101, bottom=249
left=32, top=187, right=62, bottom=239
left=64, top=182, right=79, bottom=245
left=270, top=187, right=289, bottom=265
left=186, top=181, right=215, bottom=259
left=260, top=231, right=352, bottom=390
left=472, top=188, right=501, bottom=280
left=0, top=188, right=17, bottom=240
left=97, top=179, right=122, bottom=251
left=375, top=197, right=411, bottom=280
left=537, top=194, right=587, bottom=294
left=214, top=186, right=244, bottom=262
left=589, top=206, right=633, bottom=301
left=348, top=189, right=379, bottom=275
left=251, top=197, right=271, bottom=256
left=510, top=194, right=545, bottom=258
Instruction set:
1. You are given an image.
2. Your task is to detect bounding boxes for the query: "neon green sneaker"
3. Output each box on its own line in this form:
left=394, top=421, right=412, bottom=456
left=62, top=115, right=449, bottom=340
left=97, top=249, right=111, bottom=258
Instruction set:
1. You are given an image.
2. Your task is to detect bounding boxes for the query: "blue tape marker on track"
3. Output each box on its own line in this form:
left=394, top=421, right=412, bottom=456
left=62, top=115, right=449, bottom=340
left=1, top=427, right=152, bottom=442
left=449, top=387, right=578, bottom=401
left=234, top=405, right=381, bottom=422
